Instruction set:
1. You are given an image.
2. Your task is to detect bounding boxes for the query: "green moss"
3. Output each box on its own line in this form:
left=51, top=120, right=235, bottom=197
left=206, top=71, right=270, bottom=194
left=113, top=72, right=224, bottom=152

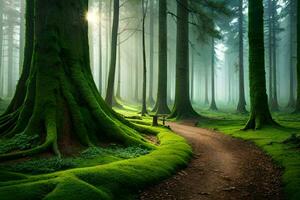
left=0, top=126, right=192, bottom=199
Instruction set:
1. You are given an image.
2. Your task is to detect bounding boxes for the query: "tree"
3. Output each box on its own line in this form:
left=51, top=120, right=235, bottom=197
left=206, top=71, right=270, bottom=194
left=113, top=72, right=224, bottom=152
left=236, top=0, right=247, bottom=113
left=0, top=0, right=152, bottom=161
left=169, top=0, right=200, bottom=120
left=148, top=0, right=155, bottom=106
left=0, top=0, right=3, bottom=97
left=152, top=0, right=170, bottom=115
left=287, top=0, right=296, bottom=108
left=19, top=0, right=25, bottom=75
left=98, top=0, right=103, bottom=94
left=7, top=17, right=14, bottom=97
left=209, top=37, right=218, bottom=111
left=267, top=0, right=279, bottom=111
left=116, top=42, right=121, bottom=99
left=105, top=0, right=120, bottom=107
left=244, top=0, right=276, bottom=130
left=141, top=0, right=148, bottom=116
left=295, top=0, right=300, bottom=112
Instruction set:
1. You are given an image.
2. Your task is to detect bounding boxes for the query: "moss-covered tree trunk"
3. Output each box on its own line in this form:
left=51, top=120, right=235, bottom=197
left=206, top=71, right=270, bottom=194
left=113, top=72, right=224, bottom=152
left=153, top=0, right=170, bottom=115
left=169, top=0, right=199, bottom=120
left=244, top=0, right=276, bottom=130
left=105, top=0, right=120, bottom=107
left=0, top=0, right=151, bottom=161
left=237, top=0, right=247, bottom=113
left=295, top=0, right=300, bottom=112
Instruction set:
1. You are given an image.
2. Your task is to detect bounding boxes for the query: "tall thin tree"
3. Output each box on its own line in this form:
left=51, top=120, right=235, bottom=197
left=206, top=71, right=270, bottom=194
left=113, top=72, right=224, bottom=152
left=105, top=0, right=120, bottom=107
left=244, top=0, right=276, bottom=129
left=153, top=0, right=170, bottom=114
left=236, top=0, right=247, bottom=113
left=169, top=0, right=199, bottom=120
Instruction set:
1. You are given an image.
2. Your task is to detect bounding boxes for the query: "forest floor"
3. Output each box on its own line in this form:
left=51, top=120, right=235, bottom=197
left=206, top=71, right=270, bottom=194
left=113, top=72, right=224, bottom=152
left=139, top=121, right=283, bottom=200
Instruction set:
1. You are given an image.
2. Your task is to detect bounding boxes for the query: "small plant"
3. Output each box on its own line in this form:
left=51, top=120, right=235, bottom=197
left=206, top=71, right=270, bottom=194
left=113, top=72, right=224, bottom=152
left=0, top=157, right=76, bottom=174
left=0, top=133, right=39, bottom=154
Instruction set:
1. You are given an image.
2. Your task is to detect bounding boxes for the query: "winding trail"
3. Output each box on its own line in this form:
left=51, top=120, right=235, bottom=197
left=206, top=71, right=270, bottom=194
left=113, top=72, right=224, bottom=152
left=140, top=122, right=283, bottom=200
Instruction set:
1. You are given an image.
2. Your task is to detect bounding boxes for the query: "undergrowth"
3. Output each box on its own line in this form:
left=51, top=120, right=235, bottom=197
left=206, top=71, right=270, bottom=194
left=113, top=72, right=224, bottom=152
left=0, top=146, right=150, bottom=175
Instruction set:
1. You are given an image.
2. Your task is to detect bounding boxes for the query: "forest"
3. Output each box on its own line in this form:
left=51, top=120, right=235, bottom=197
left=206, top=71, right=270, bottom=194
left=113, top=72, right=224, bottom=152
left=0, top=0, right=299, bottom=199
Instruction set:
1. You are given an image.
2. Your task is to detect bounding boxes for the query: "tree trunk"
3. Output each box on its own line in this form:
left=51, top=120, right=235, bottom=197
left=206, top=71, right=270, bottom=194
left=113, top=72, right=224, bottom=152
left=0, top=1, right=3, bottom=97
left=210, top=37, right=218, bottom=111
left=0, top=0, right=152, bottom=161
left=244, top=0, right=276, bottom=130
left=268, top=0, right=274, bottom=107
left=270, top=0, right=279, bottom=111
left=19, top=0, right=26, bottom=75
left=7, top=23, right=14, bottom=97
left=141, top=0, right=148, bottom=116
left=116, top=42, right=121, bottom=99
left=169, top=0, right=199, bottom=120
left=134, top=34, right=140, bottom=101
left=236, top=0, right=247, bottom=113
left=98, top=0, right=103, bottom=94
left=148, top=0, right=155, bottom=106
left=191, top=48, right=194, bottom=103
left=204, top=65, right=209, bottom=105
left=287, top=0, right=296, bottom=108
left=295, top=0, right=300, bottom=112
left=153, top=0, right=170, bottom=114
left=105, top=0, right=120, bottom=107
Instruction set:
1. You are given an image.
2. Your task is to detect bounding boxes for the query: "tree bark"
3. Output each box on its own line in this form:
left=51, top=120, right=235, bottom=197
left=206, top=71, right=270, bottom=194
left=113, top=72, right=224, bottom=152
left=141, top=0, right=148, bottom=116
left=19, top=0, right=26, bottom=76
left=0, top=1, right=3, bottom=97
left=190, top=48, right=194, bottom=103
left=287, top=0, right=296, bottom=108
left=169, top=0, right=199, bottom=120
left=210, top=37, right=218, bottom=111
left=116, top=42, right=121, bottom=99
left=295, top=0, right=300, bottom=112
left=98, top=0, right=103, bottom=94
left=0, top=0, right=152, bottom=161
left=244, top=0, right=276, bottom=130
left=236, top=0, right=247, bottom=113
left=148, top=0, right=155, bottom=106
left=153, top=0, right=170, bottom=114
left=105, top=0, right=120, bottom=107
left=7, top=22, right=14, bottom=97
left=270, top=0, right=279, bottom=111
left=204, top=65, right=209, bottom=105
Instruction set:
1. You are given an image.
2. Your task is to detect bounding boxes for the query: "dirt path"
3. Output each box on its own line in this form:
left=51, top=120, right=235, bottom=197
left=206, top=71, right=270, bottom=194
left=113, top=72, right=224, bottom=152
left=140, top=122, right=283, bottom=200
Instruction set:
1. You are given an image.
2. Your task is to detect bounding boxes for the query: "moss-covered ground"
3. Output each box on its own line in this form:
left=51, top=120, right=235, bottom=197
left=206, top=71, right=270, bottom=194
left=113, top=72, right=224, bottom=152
left=0, top=101, right=192, bottom=200
left=195, top=107, right=300, bottom=200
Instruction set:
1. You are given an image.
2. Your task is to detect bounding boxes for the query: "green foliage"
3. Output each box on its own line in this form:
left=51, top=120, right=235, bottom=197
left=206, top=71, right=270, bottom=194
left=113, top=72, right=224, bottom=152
left=0, top=146, right=151, bottom=175
left=0, top=133, right=39, bottom=154
left=0, top=126, right=192, bottom=200
left=0, top=157, right=76, bottom=174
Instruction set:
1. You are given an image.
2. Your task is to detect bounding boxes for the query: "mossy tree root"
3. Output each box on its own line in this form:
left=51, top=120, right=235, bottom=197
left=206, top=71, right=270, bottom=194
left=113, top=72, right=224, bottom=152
left=0, top=0, right=153, bottom=161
